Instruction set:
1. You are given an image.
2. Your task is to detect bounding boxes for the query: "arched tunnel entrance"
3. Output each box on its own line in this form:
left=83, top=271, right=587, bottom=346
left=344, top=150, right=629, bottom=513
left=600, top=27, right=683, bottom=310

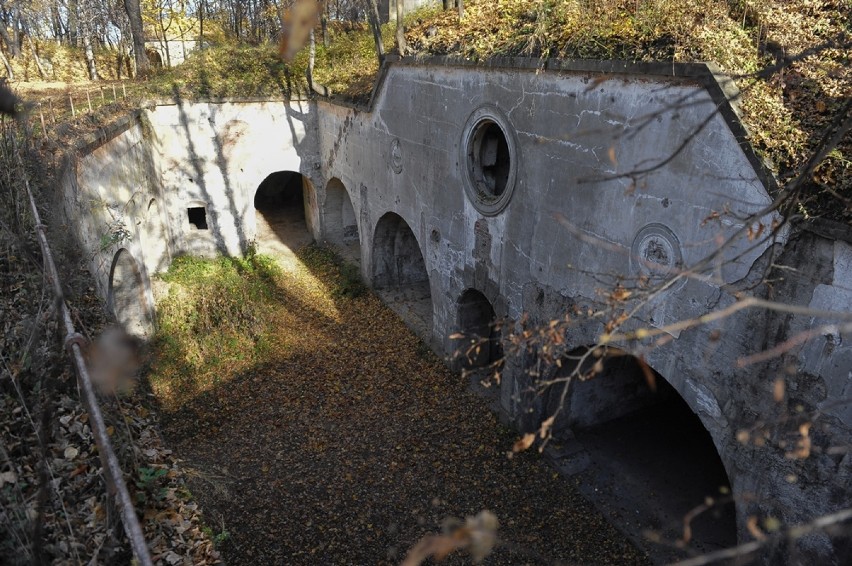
left=323, top=178, right=360, bottom=264
left=541, top=347, right=737, bottom=560
left=109, top=249, right=153, bottom=338
left=456, top=289, right=503, bottom=370
left=371, top=212, right=432, bottom=341
left=254, top=171, right=314, bottom=255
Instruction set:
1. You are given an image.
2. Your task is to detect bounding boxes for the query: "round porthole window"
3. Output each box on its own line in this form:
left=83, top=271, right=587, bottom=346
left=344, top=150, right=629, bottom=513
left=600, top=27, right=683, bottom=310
left=460, top=106, right=518, bottom=216
left=630, top=223, right=685, bottom=288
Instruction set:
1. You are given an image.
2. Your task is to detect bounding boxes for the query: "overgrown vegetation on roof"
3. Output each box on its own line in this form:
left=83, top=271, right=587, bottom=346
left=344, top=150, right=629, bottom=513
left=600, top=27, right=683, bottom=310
left=399, top=0, right=851, bottom=222
left=8, top=0, right=851, bottom=219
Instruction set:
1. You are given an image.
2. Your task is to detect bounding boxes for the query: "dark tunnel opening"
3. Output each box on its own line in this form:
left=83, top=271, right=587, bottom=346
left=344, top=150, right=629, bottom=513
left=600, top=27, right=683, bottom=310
left=254, top=171, right=313, bottom=253
left=543, top=348, right=737, bottom=559
left=457, top=289, right=502, bottom=370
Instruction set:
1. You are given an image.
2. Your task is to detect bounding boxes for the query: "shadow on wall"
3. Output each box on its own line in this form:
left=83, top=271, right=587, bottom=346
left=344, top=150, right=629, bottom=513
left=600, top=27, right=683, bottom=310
left=109, top=248, right=154, bottom=338
left=139, top=197, right=172, bottom=275
left=172, top=86, right=248, bottom=255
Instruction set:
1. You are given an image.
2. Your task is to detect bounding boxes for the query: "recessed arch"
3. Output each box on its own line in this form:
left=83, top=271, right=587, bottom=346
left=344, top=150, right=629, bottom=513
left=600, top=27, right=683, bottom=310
left=371, top=212, right=432, bottom=340
left=253, top=171, right=314, bottom=254
left=456, top=289, right=502, bottom=369
left=323, top=178, right=361, bottom=263
left=542, top=346, right=737, bottom=557
left=108, top=248, right=153, bottom=338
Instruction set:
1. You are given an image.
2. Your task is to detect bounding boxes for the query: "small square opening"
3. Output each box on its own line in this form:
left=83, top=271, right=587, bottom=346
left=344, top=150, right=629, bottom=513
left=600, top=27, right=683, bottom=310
left=187, top=207, right=208, bottom=230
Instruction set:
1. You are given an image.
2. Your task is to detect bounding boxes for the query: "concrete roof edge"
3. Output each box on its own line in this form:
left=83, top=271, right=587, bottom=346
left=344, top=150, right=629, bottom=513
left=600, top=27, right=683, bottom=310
left=69, top=109, right=143, bottom=156
left=328, top=55, right=779, bottom=194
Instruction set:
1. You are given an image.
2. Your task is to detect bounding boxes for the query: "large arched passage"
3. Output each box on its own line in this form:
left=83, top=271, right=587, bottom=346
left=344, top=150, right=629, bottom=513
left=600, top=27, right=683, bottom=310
left=108, top=249, right=153, bottom=338
left=456, top=289, right=502, bottom=370
left=254, top=171, right=314, bottom=255
left=371, top=212, right=432, bottom=340
left=543, top=347, right=736, bottom=559
left=323, top=178, right=360, bottom=263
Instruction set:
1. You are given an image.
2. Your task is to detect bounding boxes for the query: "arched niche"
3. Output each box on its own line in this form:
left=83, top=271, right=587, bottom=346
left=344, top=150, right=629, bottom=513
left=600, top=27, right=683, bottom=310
left=371, top=212, right=432, bottom=340
left=323, top=178, right=360, bottom=262
left=108, top=248, right=153, bottom=338
left=372, top=212, right=428, bottom=289
left=456, top=289, right=503, bottom=369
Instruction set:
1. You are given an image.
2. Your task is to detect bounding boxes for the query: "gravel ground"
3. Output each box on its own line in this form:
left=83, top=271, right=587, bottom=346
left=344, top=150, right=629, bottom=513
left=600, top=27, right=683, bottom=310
left=156, top=248, right=648, bottom=566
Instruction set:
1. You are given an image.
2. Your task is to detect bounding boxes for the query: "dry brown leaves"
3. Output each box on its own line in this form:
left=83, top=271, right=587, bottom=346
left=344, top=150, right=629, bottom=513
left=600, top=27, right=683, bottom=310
left=151, top=246, right=648, bottom=565
left=1, top=155, right=220, bottom=564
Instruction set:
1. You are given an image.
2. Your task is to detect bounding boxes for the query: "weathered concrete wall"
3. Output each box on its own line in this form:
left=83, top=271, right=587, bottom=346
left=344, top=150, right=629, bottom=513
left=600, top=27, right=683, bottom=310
left=63, top=58, right=851, bottom=560
left=144, top=98, right=322, bottom=258
left=57, top=115, right=166, bottom=337
left=744, top=228, right=852, bottom=557
left=313, top=59, right=851, bottom=558
left=55, top=98, right=322, bottom=337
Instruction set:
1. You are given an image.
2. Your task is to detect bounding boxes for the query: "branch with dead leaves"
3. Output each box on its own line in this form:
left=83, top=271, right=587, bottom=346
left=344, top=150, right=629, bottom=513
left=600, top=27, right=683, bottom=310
left=400, top=510, right=499, bottom=566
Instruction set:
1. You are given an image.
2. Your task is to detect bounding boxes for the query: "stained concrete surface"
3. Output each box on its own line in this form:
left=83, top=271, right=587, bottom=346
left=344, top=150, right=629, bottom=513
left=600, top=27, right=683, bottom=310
left=465, top=362, right=737, bottom=564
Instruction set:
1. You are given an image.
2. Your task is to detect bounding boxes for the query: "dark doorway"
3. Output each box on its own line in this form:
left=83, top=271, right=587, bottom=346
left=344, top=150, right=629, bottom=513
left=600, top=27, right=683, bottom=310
left=254, top=171, right=313, bottom=255
left=544, top=348, right=737, bottom=560
left=457, top=289, right=502, bottom=369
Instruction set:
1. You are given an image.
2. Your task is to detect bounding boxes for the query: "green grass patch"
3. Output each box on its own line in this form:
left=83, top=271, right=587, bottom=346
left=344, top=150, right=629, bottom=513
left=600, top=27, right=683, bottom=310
left=150, top=249, right=283, bottom=402
left=147, top=42, right=310, bottom=100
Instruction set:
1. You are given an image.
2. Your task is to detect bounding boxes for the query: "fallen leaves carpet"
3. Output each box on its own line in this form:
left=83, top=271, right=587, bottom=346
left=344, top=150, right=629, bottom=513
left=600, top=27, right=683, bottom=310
left=153, top=246, right=647, bottom=565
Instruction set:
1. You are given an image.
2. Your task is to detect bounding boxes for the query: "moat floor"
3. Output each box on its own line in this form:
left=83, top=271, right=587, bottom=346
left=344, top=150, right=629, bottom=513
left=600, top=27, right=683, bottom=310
left=157, top=216, right=648, bottom=565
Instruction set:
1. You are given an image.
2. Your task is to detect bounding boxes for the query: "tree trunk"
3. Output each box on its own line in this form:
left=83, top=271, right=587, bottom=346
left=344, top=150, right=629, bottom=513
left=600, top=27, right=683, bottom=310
left=457, top=0, right=463, bottom=19
left=26, top=35, right=47, bottom=79
left=321, top=8, right=329, bottom=48
left=81, top=28, right=98, bottom=80
left=68, top=0, right=79, bottom=46
left=0, top=48, right=13, bottom=80
left=0, top=24, right=20, bottom=57
left=365, top=0, right=384, bottom=66
left=377, top=0, right=390, bottom=24
left=51, top=4, right=63, bottom=41
left=395, top=0, right=405, bottom=55
left=123, top=0, right=149, bottom=77
left=307, top=29, right=315, bottom=88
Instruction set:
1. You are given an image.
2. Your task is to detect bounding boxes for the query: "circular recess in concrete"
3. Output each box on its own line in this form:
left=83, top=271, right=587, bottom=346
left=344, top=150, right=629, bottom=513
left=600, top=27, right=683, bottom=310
left=630, top=223, right=683, bottom=280
left=390, top=138, right=403, bottom=174
left=460, top=106, right=518, bottom=216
